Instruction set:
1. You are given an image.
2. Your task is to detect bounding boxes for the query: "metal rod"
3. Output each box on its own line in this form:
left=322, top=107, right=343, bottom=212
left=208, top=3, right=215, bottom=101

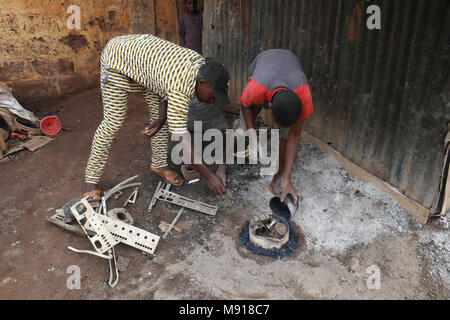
left=102, top=196, right=107, bottom=216
left=131, top=188, right=138, bottom=203
left=162, top=207, right=185, bottom=239
left=67, top=246, right=112, bottom=260
left=123, top=187, right=139, bottom=207
left=98, top=180, right=141, bottom=214
left=148, top=181, right=162, bottom=212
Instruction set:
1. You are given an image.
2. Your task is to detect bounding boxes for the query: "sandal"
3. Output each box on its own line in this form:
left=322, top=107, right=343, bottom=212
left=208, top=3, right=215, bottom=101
left=82, top=189, right=102, bottom=201
left=151, top=167, right=184, bottom=186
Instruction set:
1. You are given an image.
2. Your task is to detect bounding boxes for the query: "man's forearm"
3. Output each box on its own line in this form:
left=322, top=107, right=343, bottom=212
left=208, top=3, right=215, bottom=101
left=241, top=105, right=255, bottom=129
left=241, top=106, right=259, bottom=162
left=283, top=117, right=304, bottom=181
left=192, top=163, right=214, bottom=179
left=283, top=131, right=302, bottom=181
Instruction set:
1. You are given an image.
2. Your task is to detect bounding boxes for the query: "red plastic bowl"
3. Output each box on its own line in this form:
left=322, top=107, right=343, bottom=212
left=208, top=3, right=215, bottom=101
left=40, top=116, right=62, bottom=136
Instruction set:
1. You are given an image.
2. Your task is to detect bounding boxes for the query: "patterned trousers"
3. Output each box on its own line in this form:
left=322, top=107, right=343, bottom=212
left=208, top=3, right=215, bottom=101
left=85, top=68, right=169, bottom=184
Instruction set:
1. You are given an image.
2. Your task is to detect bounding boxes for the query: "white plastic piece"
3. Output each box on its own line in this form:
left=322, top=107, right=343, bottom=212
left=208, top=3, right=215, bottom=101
left=86, top=215, right=160, bottom=254
left=67, top=246, right=112, bottom=260
left=102, top=196, right=107, bottom=216
left=148, top=182, right=163, bottom=211
left=108, top=248, right=119, bottom=288
left=70, top=198, right=119, bottom=254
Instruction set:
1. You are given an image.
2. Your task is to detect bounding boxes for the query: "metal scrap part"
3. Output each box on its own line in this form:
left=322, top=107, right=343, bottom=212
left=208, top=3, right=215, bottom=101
left=163, top=207, right=185, bottom=239
left=63, top=198, right=99, bottom=223
left=148, top=181, right=217, bottom=215
left=108, top=208, right=134, bottom=225
left=97, top=180, right=142, bottom=214
left=85, top=214, right=160, bottom=254
left=67, top=246, right=112, bottom=260
left=70, top=198, right=119, bottom=254
left=123, top=187, right=139, bottom=207
left=47, top=209, right=93, bottom=237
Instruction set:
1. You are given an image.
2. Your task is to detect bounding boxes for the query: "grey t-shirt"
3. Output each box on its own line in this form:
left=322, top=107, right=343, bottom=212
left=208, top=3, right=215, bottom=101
left=187, top=96, right=230, bottom=132
left=249, top=49, right=309, bottom=90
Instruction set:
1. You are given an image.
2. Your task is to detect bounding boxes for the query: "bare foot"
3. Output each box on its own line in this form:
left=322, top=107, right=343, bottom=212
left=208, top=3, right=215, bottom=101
left=216, top=165, right=227, bottom=187
left=268, top=175, right=282, bottom=196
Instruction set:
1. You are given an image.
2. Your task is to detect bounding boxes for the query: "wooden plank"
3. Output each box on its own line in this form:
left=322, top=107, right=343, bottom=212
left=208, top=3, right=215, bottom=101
left=4, top=144, right=25, bottom=156
left=4, top=136, right=54, bottom=156
left=0, top=134, right=5, bottom=159
left=23, top=136, right=54, bottom=152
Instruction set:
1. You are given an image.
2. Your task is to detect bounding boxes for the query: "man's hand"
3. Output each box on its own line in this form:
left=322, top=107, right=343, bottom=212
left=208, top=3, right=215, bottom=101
left=142, top=99, right=167, bottom=139
left=205, top=173, right=227, bottom=195
left=281, top=178, right=300, bottom=206
left=141, top=119, right=165, bottom=139
left=172, top=131, right=227, bottom=196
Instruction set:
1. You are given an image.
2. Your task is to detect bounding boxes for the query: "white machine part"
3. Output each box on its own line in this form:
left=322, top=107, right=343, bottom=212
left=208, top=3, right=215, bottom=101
left=86, top=214, right=160, bottom=254
left=70, top=198, right=119, bottom=254
left=148, top=182, right=218, bottom=215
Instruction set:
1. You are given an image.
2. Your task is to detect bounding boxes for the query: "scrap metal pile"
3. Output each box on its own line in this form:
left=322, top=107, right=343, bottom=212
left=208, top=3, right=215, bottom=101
left=47, top=175, right=218, bottom=287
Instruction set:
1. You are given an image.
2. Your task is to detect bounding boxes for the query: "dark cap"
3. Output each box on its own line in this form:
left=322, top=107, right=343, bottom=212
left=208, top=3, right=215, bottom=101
left=199, top=57, right=230, bottom=105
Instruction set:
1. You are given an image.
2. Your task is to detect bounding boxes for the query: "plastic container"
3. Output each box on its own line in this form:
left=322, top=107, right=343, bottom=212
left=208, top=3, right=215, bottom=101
left=40, top=116, right=61, bottom=136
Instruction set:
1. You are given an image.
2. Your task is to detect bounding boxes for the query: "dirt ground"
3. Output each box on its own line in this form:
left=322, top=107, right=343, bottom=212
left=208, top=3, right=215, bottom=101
left=0, top=88, right=448, bottom=300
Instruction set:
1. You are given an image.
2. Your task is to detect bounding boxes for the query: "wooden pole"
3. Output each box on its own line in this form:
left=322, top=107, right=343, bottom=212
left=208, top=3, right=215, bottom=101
left=0, top=134, right=7, bottom=151
left=0, top=134, right=6, bottom=160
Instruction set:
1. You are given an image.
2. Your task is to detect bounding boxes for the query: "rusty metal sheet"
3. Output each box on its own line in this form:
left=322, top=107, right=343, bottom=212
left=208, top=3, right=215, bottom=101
left=204, top=0, right=450, bottom=210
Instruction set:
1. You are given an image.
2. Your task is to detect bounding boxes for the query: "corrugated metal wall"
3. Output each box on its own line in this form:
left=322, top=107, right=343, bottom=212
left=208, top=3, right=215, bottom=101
left=204, top=0, right=450, bottom=209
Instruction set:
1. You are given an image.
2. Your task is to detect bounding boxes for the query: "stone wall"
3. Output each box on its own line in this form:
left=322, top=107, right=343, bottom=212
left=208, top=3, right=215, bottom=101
left=0, top=0, right=205, bottom=107
left=0, top=0, right=132, bottom=106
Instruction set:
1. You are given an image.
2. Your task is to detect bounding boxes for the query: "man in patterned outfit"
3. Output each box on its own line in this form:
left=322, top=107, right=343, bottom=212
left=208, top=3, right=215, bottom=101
left=83, top=34, right=230, bottom=199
